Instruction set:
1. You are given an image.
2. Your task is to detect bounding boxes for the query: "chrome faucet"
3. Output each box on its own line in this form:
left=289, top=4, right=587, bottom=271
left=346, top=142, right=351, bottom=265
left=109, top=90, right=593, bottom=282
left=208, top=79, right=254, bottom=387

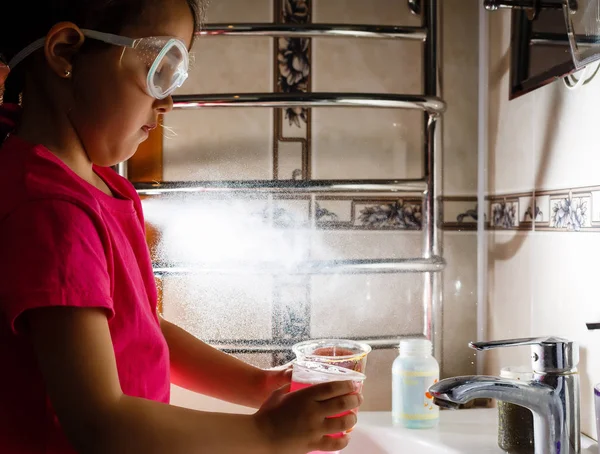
left=429, top=337, right=580, bottom=454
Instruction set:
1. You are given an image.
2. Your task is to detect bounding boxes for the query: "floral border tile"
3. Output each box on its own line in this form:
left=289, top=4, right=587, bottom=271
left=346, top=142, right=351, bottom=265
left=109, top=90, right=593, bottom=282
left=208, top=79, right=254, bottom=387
left=532, top=195, right=550, bottom=224
left=483, top=185, right=600, bottom=232
left=519, top=195, right=534, bottom=225
left=314, top=198, right=351, bottom=226
left=546, top=192, right=591, bottom=231
left=352, top=199, right=423, bottom=230
left=488, top=197, right=521, bottom=230
left=273, top=0, right=312, bottom=180
left=443, top=197, right=478, bottom=231
left=277, top=0, right=311, bottom=129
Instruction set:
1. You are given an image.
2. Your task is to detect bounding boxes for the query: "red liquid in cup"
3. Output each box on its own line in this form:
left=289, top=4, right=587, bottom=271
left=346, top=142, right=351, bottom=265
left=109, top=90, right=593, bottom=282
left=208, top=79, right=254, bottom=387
left=311, top=346, right=355, bottom=357
left=308, top=346, right=367, bottom=373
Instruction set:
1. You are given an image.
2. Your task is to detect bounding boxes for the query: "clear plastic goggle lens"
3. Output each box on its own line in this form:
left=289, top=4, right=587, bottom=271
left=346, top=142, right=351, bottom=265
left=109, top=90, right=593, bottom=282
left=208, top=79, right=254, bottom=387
left=128, top=37, right=189, bottom=99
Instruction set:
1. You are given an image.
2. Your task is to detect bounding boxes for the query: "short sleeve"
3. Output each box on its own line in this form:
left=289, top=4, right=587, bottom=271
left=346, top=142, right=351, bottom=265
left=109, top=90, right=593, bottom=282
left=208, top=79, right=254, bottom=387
left=0, top=199, right=114, bottom=334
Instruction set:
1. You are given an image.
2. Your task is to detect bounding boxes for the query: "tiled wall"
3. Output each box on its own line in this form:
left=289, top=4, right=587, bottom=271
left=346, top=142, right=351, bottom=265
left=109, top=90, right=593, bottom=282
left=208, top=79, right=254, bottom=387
left=145, top=0, right=480, bottom=413
left=486, top=10, right=600, bottom=439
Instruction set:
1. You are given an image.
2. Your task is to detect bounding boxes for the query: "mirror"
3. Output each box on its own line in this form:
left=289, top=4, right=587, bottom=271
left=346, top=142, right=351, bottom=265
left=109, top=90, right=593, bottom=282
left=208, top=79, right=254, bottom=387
left=509, top=7, right=577, bottom=99
left=504, top=0, right=600, bottom=99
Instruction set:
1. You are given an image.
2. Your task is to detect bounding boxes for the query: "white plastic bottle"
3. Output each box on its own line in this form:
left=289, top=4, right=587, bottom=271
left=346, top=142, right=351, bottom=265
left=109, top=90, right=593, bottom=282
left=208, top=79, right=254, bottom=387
left=392, top=338, right=440, bottom=429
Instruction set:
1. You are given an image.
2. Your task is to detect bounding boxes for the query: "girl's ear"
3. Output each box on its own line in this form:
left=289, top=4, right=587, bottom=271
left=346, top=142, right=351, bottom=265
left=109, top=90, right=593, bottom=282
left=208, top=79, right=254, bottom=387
left=43, top=22, right=85, bottom=78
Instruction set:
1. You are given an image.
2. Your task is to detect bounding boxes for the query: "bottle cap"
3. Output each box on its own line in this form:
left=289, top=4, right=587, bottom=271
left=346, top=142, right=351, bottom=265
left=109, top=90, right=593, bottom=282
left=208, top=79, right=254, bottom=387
left=399, top=338, right=433, bottom=357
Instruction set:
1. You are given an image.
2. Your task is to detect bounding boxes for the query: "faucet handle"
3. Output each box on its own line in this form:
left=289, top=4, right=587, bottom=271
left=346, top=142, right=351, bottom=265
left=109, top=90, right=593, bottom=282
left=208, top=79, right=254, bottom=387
left=470, top=336, right=566, bottom=350
left=469, top=336, right=579, bottom=373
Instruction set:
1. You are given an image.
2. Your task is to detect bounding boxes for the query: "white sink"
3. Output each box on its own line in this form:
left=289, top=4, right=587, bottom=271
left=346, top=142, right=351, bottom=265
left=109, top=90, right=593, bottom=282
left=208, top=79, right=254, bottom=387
left=342, top=409, right=598, bottom=453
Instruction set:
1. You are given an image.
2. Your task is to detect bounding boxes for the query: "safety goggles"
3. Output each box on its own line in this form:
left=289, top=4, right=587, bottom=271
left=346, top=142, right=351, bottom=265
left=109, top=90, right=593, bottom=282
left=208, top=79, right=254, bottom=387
left=8, top=29, right=190, bottom=99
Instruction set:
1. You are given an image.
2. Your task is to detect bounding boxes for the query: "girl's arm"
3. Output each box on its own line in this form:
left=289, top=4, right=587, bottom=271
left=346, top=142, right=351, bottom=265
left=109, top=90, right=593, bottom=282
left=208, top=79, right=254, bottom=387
left=160, top=317, right=289, bottom=408
left=25, top=306, right=359, bottom=454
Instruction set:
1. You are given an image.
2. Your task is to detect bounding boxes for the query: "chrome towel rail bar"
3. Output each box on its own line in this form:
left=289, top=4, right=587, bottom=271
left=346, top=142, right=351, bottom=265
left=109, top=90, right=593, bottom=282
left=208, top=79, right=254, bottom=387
left=135, top=179, right=428, bottom=195
left=171, top=92, right=446, bottom=115
left=209, top=336, right=417, bottom=354
left=152, top=257, right=447, bottom=276
left=197, top=23, right=427, bottom=40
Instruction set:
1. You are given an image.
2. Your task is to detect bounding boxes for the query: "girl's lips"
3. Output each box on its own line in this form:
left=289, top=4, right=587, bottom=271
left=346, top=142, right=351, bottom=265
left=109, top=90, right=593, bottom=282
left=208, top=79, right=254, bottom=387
left=142, top=124, right=157, bottom=133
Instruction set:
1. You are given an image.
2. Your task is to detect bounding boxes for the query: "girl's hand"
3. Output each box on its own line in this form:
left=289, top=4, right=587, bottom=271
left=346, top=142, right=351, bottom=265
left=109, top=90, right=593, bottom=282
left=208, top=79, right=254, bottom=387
left=261, top=361, right=294, bottom=398
left=254, top=380, right=363, bottom=454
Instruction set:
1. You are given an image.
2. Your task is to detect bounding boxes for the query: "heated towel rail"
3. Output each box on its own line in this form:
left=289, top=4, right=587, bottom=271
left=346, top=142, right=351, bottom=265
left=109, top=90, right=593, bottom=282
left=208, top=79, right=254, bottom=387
left=126, top=0, right=445, bottom=362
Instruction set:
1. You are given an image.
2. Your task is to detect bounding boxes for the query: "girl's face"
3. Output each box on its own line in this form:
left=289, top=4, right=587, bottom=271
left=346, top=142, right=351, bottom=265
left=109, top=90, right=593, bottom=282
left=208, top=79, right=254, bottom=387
left=67, top=0, right=195, bottom=167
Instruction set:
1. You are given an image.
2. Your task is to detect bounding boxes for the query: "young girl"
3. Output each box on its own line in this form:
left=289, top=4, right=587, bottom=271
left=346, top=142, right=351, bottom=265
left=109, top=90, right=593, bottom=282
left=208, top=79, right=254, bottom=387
left=0, top=1, right=362, bottom=453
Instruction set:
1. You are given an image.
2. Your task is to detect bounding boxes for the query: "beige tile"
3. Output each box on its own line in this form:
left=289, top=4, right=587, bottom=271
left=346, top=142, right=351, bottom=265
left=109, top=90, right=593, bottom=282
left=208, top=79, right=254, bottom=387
left=311, top=1, right=423, bottom=181
left=182, top=37, right=272, bottom=95
left=204, top=0, right=273, bottom=22
left=164, top=27, right=273, bottom=182
left=313, top=0, right=420, bottom=26
left=311, top=109, right=422, bottom=179
left=533, top=73, right=600, bottom=191
left=277, top=141, right=303, bottom=181
left=162, top=275, right=273, bottom=341
left=233, top=353, right=274, bottom=369
left=310, top=274, right=424, bottom=338
left=442, top=232, right=478, bottom=378
left=487, top=11, right=535, bottom=194
left=312, top=39, right=422, bottom=94
left=360, top=349, right=399, bottom=411
left=163, top=109, right=273, bottom=181
left=443, top=0, right=479, bottom=196
left=485, top=231, right=533, bottom=375
left=530, top=233, right=600, bottom=438
left=309, top=230, right=422, bottom=260
left=443, top=200, right=478, bottom=225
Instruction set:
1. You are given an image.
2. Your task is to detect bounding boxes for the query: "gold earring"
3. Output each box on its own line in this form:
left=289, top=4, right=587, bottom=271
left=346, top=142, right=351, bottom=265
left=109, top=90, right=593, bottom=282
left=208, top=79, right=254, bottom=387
left=64, top=69, right=72, bottom=78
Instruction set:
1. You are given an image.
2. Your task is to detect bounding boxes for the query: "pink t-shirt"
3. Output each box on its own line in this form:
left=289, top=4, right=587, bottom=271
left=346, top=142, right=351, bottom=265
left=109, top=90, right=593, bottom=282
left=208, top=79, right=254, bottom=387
left=0, top=133, right=170, bottom=453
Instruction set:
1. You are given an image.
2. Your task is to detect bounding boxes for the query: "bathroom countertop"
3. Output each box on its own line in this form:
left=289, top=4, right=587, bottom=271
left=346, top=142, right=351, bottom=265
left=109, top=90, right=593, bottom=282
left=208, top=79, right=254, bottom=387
left=345, top=409, right=598, bottom=453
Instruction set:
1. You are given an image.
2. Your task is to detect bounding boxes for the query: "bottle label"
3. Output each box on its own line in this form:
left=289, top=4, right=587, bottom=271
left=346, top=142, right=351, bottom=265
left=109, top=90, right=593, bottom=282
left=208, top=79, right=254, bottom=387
left=392, top=370, right=439, bottom=421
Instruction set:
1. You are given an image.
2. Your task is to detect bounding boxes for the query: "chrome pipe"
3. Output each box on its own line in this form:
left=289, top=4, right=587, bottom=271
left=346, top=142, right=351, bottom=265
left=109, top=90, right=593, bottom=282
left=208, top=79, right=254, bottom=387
left=422, top=0, right=444, bottom=366
left=484, top=0, right=567, bottom=10
left=198, top=23, right=427, bottom=40
left=211, top=335, right=421, bottom=354
left=116, top=161, right=128, bottom=178
left=152, top=257, right=447, bottom=276
left=531, top=32, right=596, bottom=48
left=172, top=92, right=447, bottom=115
left=134, top=179, right=428, bottom=195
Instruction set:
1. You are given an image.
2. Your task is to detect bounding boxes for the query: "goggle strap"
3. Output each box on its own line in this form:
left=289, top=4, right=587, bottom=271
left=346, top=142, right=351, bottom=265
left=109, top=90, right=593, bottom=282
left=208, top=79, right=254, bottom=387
left=8, top=38, right=45, bottom=70
left=81, top=30, right=135, bottom=48
left=8, top=30, right=136, bottom=70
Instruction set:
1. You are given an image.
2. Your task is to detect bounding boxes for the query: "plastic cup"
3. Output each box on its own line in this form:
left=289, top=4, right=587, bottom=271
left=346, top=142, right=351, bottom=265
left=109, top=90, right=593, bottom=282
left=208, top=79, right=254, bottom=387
left=292, top=339, right=372, bottom=374
left=290, top=361, right=366, bottom=454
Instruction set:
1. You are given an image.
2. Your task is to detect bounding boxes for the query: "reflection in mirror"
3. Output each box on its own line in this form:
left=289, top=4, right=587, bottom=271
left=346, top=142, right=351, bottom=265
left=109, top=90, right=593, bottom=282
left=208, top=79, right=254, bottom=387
left=565, top=0, right=600, bottom=68
left=509, top=8, right=577, bottom=99
left=506, top=0, right=600, bottom=99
